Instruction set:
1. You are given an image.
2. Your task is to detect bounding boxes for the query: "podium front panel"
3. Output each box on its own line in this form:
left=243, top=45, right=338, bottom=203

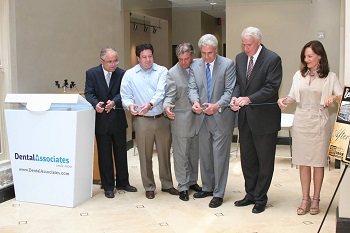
left=5, top=108, right=95, bottom=207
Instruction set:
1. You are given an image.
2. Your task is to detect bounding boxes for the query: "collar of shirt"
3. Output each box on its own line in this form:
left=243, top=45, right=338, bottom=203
left=248, top=45, right=263, bottom=64
left=102, top=65, right=111, bottom=78
left=206, top=59, right=216, bottom=76
left=135, top=63, right=159, bottom=73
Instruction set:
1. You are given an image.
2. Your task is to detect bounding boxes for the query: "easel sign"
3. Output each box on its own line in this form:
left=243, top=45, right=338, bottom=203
left=328, top=86, right=350, bottom=164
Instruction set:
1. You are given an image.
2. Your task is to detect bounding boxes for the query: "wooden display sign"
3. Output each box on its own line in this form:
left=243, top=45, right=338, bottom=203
left=328, top=86, right=350, bottom=164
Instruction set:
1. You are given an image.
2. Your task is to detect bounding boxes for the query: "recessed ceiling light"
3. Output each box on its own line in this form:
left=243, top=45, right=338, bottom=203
left=210, top=1, right=217, bottom=5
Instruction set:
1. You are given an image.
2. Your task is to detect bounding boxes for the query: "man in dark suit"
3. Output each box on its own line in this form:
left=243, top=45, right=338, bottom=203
left=230, top=27, right=282, bottom=213
left=188, top=34, right=237, bottom=208
left=85, top=46, right=137, bottom=198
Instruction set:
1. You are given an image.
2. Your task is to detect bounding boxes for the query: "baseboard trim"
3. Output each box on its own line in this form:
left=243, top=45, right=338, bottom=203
left=336, top=207, right=350, bottom=233
left=126, top=140, right=134, bottom=151
left=0, top=185, right=15, bottom=204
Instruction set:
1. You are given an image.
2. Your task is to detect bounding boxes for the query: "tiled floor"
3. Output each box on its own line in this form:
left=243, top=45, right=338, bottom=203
left=0, top=144, right=342, bottom=233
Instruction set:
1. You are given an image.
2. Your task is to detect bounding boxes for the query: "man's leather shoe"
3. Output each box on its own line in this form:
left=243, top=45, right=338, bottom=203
left=145, top=191, right=155, bottom=199
left=234, top=197, right=255, bottom=207
left=189, top=184, right=202, bottom=192
left=161, top=187, right=179, bottom=195
left=209, top=197, right=223, bottom=208
left=116, top=185, right=137, bottom=192
left=193, top=191, right=213, bottom=198
left=104, top=190, right=115, bottom=198
left=252, top=203, right=266, bottom=213
left=179, top=190, right=189, bottom=201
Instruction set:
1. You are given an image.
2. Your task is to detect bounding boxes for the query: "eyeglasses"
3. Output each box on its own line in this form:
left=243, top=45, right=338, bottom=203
left=102, top=59, right=119, bottom=65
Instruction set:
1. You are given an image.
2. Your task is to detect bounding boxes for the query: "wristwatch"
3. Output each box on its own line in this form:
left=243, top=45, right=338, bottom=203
left=149, top=103, right=153, bottom=110
left=218, top=107, right=222, bottom=113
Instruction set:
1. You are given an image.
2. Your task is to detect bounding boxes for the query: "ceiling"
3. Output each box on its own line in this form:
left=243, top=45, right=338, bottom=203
left=170, top=0, right=226, bottom=19
left=128, top=0, right=312, bottom=22
left=169, top=0, right=311, bottom=19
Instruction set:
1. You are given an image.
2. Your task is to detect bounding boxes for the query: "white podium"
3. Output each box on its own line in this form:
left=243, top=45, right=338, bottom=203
left=4, top=94, right=95, bottom=207
left=339, top=163, right=350, bottom=217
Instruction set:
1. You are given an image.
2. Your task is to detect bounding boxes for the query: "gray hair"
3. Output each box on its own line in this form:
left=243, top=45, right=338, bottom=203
left=100, top=46, right=117, bottom=60
left=175, top=43, right=195, bottom=57
left=198, top=34, right=218, bottom=49
left=241, top=27, right=262, bottom=41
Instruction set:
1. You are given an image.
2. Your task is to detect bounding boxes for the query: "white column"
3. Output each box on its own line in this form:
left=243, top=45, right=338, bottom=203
left=339, top=0, right=350, bottom=218
left=344, top=0, right=350, bottom=85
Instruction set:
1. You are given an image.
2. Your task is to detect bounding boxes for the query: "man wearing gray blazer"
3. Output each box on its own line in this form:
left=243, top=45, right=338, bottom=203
left=188, top=34, right=237, bottom=208
left=163, top=43, right=202, bottom=202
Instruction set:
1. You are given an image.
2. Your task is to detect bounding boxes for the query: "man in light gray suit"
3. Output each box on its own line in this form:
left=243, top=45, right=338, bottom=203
left=188, top=34, right=237, bottom=208
left=163, top=43, right=202, bottom=202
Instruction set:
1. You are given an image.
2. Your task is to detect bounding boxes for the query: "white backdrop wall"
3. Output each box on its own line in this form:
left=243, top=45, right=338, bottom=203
left=226, top=0, right=341, bottom=104
left=10, top=0, right=125, bottom=94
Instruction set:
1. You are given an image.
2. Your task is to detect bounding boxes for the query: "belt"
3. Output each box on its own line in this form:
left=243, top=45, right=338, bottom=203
left=136, top=114, right=162, bottom=119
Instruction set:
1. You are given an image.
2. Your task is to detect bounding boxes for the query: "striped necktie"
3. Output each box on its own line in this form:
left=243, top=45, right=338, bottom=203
left=246, top=56, right=254, bottom=80
left=206, top=63, right=211, bottom=102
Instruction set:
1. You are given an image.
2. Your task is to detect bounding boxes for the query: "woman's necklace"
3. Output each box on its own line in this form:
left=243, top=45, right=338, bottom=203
left=309, top=69, right=316, bottom=77
left=308, top=69, right=317, bottom=86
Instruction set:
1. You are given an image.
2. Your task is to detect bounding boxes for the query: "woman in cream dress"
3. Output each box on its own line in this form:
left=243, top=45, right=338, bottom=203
left=278, top=40, right=342, bottom=215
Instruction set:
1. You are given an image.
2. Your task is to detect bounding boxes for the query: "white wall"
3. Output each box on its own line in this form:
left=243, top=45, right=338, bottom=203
left=227, top=0, right=341, bottom=103
left=172, top=11, right=202, bottom=58
left=10, top=0, right=125, bottom=94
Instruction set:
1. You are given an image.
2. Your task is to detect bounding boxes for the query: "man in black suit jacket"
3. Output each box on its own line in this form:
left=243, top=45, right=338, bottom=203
left=230, top=27, right=282, bottom=213
left=85, top=47, right=137, bottom=198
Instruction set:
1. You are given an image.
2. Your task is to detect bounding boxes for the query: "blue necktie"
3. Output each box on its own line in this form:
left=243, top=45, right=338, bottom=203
left=206, top=63, right=211, bottom=102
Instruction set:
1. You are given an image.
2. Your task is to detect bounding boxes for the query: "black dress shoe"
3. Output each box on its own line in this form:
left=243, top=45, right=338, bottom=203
left=252, top=203, right=266, bottom=213
left=161, top=187, right=179, bottom=195
left=145, top=191, right=155, bottom=199
left=234, top=197, right=255, bottom=207
left=193, top=191, right=213, bottom=198
left=189, top=184, right=202, bottom=192
left=104, top=190, right=115, bottom=198
left=209, top=197, right=223, bottom=208
left=116, top=185, right=137, bottom=192
left=179, top=190, right=189, bottom=201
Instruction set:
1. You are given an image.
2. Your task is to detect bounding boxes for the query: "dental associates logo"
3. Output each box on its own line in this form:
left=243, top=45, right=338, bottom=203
left=14, top=152, right=70, bottom=164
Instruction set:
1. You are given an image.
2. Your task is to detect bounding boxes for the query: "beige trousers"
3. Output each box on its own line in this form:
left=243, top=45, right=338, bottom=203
left=134, top=116, right=173, bottom=191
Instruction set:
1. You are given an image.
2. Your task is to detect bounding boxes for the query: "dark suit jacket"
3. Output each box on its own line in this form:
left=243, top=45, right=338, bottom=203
left=235, top=45, right=282, bottom=135
left=84, top=65, right=127, bottom=134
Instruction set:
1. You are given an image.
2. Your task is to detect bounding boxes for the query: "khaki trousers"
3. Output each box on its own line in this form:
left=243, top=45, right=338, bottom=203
left=134, top=116, right=173, bottom=191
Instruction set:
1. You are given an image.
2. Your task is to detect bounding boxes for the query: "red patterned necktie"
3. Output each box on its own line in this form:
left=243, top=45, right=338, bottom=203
left=246, top=56, right=254, bottom=80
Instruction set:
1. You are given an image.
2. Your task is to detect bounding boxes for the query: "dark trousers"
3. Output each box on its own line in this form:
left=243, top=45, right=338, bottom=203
left=239, top=118, right=277, bottom=205
left=95, top=129, right=129, bottom=191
